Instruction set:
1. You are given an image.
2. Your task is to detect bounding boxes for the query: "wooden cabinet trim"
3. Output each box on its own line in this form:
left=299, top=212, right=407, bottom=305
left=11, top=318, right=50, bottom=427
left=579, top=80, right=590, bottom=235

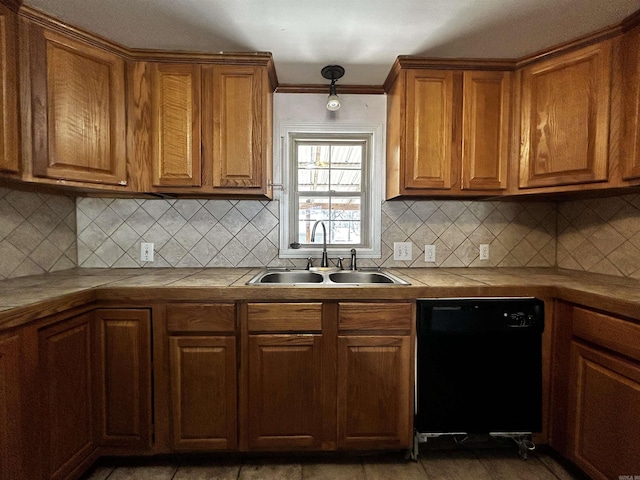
left=166, top=303, right=236, bottom=333
left=248, top=302, right=322, bottom=332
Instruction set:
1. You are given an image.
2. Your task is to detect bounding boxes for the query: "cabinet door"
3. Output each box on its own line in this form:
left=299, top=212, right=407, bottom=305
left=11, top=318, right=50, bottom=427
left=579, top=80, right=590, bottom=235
left=39, top=313, right=94, bottom=480
left=169, top=336, right=237, bottom=450
left=30, top=28, right=126, bottom=186
left=569, top=341, right=640, bottom=480
left=93, top=309, right=151, bottom=449
left=151, top=63, right=202, bottom=187
left=461, top=70, right=510, bottom=190
left=0, top=334, right=22, bottom=480
left=519, top=41, right=611, bottom=188
left=202, top=65, right=270, bottom=191
left=246, top=334, right=323, bottom=450
left=0, top=4, right=19, bottom=174
left=337, top=335, right=412, bottom=449
left=404, top=69, right=457, bottom=190
left=621, top=26, right=640, bottom=180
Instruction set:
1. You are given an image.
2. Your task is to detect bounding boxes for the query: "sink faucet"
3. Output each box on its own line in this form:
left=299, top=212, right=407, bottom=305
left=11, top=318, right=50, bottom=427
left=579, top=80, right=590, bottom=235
left=350, top=248, right=357, bottom=270
left=311, top=220, right=329, bottom=267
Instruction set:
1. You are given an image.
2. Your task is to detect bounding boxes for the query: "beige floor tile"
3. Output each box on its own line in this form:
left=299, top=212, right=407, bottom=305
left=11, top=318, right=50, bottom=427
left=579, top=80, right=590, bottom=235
left=107, top=464, right=178, bottom=480
left=302, top=459, right=366, bottom=480
left=420, top=450, right=492, bottom=480
left=475, top=449, right=559, bottom=480
left=81, top=464, right=114, bottom=480
left=362, top=455, right=428, bottom=480
left=239, top=462, right=303, bottom=480
left=174, top=462, right=241, bottom=480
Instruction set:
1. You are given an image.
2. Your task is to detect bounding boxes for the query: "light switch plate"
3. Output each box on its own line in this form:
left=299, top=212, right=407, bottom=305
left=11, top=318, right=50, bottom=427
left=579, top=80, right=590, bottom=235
left=394, top=242, right=412, bottom=261
left=141, top=242, right=154, bottom=262
left=425, top=245, right=436, bottom=263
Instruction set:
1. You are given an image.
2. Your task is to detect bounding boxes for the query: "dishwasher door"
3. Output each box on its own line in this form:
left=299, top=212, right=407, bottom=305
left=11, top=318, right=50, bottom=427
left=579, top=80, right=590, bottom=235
left=415, top=297, right=544, bottom=435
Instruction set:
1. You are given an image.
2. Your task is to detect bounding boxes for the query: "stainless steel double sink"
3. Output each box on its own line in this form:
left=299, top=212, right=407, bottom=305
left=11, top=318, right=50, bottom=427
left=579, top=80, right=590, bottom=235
left=246, top=268, right=410, bottom=286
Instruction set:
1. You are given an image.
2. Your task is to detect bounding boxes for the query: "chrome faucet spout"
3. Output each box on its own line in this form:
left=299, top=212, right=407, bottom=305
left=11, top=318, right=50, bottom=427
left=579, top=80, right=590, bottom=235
left=311, top=220, right=329, bottom=267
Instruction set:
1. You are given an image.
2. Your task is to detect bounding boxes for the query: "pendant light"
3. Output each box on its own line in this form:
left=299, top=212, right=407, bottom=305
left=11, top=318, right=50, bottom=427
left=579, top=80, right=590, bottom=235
left=321, top=65, right=345, bottom=111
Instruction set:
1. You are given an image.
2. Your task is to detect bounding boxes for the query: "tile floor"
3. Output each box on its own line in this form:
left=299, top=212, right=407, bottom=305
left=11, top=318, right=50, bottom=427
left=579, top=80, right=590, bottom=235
left=82, top=446, right=586, bottom=480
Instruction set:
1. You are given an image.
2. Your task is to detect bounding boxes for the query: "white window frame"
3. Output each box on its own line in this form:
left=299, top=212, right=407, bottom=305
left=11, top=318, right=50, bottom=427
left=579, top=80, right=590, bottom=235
left=278, top=123, right=383, bottom=260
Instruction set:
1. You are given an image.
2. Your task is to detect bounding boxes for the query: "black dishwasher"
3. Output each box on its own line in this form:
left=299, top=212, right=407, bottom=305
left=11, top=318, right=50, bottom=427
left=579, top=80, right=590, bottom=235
left=415, top=297, right=544, bottom=437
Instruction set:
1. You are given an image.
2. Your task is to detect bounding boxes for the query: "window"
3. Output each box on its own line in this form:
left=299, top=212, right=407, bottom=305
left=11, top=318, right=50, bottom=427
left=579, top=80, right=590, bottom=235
left=279, top=125, right=382, bottom=260
left=295, top=139, right=366, bottom=246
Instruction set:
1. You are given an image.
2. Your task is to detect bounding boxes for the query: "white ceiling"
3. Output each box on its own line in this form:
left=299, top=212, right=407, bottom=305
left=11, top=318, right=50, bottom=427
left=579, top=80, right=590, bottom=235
left=23, top=0, right=640, bottom=85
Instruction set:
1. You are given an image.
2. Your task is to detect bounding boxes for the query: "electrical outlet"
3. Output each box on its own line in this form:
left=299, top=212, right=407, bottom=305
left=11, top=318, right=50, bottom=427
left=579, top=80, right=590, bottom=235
left=393, top=242, right=412, bottom=261
left=425, top=245, right=436, bottom=263
left=479, top=244, right=490, bottom=260
left=141, top=242, right=154, bottom=262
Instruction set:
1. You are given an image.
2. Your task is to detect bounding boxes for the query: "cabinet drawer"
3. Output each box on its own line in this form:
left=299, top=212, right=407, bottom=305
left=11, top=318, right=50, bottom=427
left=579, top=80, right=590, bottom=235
left=166, top=303, right=235, bottom=333
left=338, top=302, right=413, bottom=333
left=572, top=306, right=640, bottom=362
left=247, top=303, right=322, bottom=332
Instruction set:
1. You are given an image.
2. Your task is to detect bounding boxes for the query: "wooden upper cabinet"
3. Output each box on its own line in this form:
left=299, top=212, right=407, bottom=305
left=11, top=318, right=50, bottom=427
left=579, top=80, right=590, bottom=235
left=202, top=64, right=271, bottom=193
left=151, top=63, right=201, bottom=187
left=141, top=61, right=273, bottom=196
left=386, top=63, right=510, bottom=198
left=0, top=4, right=19, bottom=175
left=404, top=69, right=457, bottom=190
left=621, top=25, right=640, bottom=181
left=518, top=41, right=612, bottom=189
left=462, top=70, right=511, bottom=190
left=30, top=27, right=127, bottom=186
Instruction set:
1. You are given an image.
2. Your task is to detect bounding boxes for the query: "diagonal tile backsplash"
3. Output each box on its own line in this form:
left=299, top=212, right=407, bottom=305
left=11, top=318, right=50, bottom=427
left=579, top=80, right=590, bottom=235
left=557, top=193, right=640, bottom=279
left=76, top=198, right=282, bottom=268
left=75, top=197, right=557, bottom=270
left=3, top=185, right=640, bottom=280
left=0, top=187, right=77, bottom=280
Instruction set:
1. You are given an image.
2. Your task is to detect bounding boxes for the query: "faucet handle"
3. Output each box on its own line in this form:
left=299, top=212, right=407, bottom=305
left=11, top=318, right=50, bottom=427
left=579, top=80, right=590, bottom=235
left=306, top=256, right=313, bottom=270
left=337, top=257, right=344, bottom=270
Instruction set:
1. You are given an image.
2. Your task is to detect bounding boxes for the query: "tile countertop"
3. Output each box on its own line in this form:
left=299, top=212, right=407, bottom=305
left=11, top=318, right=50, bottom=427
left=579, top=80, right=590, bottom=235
left=0, top=267, right=639, bottom=332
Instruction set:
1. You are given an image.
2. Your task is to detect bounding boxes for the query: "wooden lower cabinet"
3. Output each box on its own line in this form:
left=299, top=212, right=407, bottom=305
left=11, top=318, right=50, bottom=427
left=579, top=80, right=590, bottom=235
left=169, top=335, right=237, bottom=450
left=165, top=303, right=238, bottom=451
left=243, top=302, right=325, bottom=451
left=337, top=335, right=412, bottom=449
left=0, top=333, right=23, bottom=480
left=92, top=309, right=152, bottom=450
left=38, top=313, right=94, bottom=480
left=551, top=301, right=640, bottom=479
left=568, top=342, right=640, bottom=480
left=246, top=334, right=324, bottom=450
